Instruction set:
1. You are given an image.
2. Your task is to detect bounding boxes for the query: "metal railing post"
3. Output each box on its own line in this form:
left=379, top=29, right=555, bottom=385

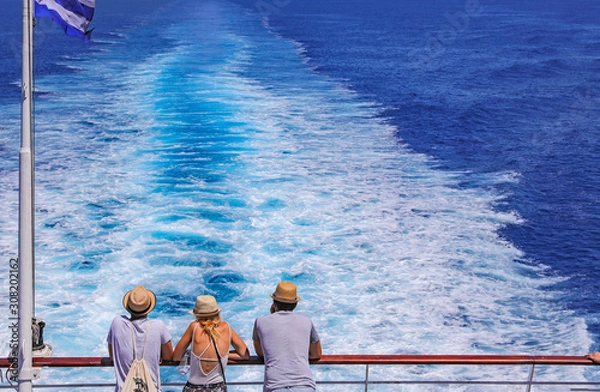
left=364, top=364, right=369, bottom=392
left=526, top=363, right=535, bottom=392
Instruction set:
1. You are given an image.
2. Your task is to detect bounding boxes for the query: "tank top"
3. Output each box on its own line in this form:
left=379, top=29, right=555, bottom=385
left=187, top=323, right=231, bottom=386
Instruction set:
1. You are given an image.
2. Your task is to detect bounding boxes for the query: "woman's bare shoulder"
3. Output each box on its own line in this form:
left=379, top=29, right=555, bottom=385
left=218, top=320, right=230, bottom=329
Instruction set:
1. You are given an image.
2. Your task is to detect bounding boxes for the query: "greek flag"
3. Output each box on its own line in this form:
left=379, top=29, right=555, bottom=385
left=35, top=0, right=95, bottom=42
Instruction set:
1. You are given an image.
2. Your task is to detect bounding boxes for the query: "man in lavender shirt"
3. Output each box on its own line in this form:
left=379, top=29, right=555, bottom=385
left=253, top=281, right=322, bottom=392
left=107, top=285, right=173, bottom=392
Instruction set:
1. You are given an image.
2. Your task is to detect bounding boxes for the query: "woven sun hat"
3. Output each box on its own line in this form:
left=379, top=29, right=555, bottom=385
left=123, top=286, right=156, bottom=317
left=190, top=295, right=221, bottom=316
left=270, top=281, right=301, bottom=304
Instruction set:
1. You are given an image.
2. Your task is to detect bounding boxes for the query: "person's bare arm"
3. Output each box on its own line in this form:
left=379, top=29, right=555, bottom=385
left=161, top=340, right=174, bottom=362
left=108, top=344, right=113, bottom=361
left=587, top=352, right=600, bottom=363
left=309, top=340, right=322, bottom=362
left=229, top=328, right=250, bottom=361
left=172, top=322, right=195, bottom=362
left=253, top=339, right=264, bottom=358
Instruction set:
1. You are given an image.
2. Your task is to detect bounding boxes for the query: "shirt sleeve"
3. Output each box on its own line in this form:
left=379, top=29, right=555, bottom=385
left=252, top=318, right=260, bottom=342
left=310, top=321, right=319, bottom=344
left=159, top=320, right=172, bottom=344
left=107, top=317, right=116, bottom=343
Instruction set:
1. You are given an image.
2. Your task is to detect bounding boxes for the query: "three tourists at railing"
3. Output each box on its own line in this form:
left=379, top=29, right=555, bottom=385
left=107, top=285, right=174, bottom=392
left=105, top=282, right=321, bottom=392
left=252, top=281, right=322, bottom=392
left=172, top=295, right=249, bottom=392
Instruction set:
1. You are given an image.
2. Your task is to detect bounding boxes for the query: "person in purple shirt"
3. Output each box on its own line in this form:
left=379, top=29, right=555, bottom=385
left=253, top=281, right=322, bottom=392
left=107, top=285, right=173, bottom=392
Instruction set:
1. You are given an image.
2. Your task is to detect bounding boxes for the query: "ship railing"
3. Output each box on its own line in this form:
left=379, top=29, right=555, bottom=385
left=1, top=354, right=599, bottom=391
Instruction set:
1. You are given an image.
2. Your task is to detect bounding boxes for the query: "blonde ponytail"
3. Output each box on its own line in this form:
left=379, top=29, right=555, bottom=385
left=197, top=314, right=221, bottom=341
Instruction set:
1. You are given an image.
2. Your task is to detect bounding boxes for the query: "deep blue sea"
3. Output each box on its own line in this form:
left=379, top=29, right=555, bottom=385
left=0, top=0, right=599, bottom=390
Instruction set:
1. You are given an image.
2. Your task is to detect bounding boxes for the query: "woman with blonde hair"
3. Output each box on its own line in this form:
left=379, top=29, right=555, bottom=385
left=173, top=295, right=249, bottom=392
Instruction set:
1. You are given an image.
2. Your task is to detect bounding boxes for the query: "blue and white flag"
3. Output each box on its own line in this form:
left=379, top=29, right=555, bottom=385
left=35, top=0, right=95, bottom=42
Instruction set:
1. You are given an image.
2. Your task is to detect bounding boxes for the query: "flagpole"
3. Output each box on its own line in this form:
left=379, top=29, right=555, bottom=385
left=18, top=0, right=35, bottom=388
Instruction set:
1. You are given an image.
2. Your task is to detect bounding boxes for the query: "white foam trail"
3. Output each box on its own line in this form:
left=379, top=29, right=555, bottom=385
left=0, top=1, right=594, bottom=390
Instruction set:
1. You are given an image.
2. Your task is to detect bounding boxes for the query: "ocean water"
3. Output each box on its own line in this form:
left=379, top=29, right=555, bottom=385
left=0, top=0, right=598, bottom=390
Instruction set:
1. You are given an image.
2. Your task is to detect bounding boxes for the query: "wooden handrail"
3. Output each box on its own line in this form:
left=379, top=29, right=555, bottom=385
left=0, top=354, right=596, bottom=368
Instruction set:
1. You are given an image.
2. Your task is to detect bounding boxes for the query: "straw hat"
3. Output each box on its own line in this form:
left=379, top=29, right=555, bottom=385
left=123, top=286, right=156, bottom=317
left=270, top=281, right=301, bottom=304
left=190, top=295, right=221, bottom=316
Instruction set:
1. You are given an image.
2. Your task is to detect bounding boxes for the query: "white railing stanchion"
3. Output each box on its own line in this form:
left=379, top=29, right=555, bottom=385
left=526, top=363, right=535, bottom=392
left=364, top=363, right=369, bottom=392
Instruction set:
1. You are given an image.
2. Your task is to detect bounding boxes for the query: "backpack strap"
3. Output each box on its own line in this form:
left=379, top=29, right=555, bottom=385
left=129, top=319, right=150, bottom=360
